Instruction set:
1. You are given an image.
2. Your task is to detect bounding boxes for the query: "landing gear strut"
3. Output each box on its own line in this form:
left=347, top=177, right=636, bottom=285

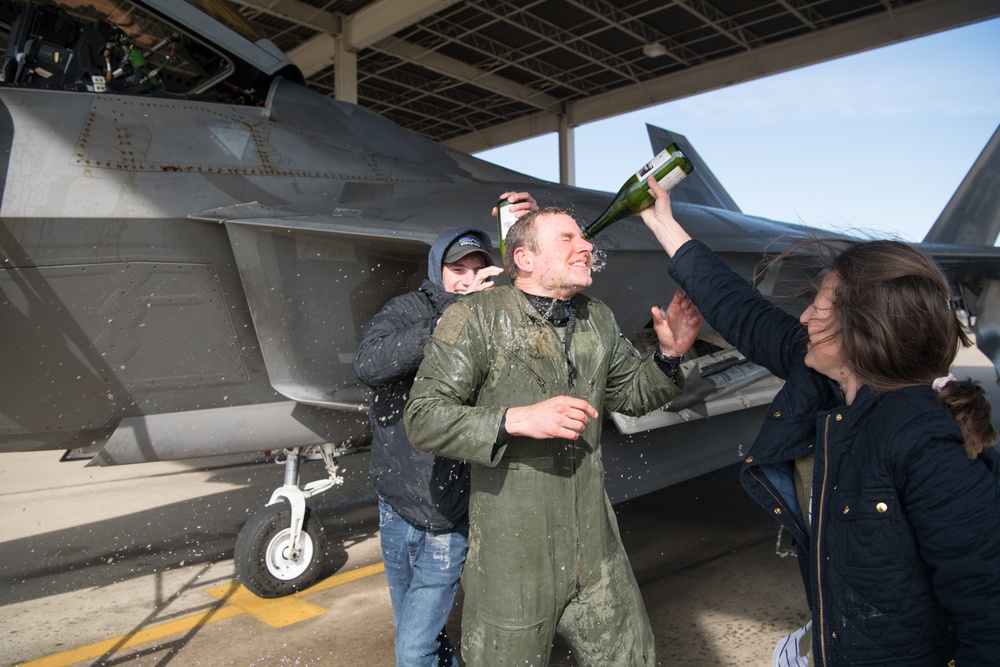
left=234, top=444, right=343, bottom=598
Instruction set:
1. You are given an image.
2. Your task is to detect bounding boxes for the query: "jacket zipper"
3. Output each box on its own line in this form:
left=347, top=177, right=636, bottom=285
left=747, top=466, right=805, bottom=539
left=748, top=467, right=785, bottom=511
left=816, top=414, right=831, bottom=665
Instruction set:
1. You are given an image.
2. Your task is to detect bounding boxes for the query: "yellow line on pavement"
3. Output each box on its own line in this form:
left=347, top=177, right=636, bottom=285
left=203, top=562, right=386, bottom=628
left=204, top=582, right=328, bottom=628
left=308, top=562, right=385, bottom=592
left=18, top=562, right=386, bottom=667
left=18, top=605, right=244, bottom=667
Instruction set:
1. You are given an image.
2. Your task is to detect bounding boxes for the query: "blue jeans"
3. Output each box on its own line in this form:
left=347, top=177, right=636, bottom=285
left=378, top=495, right=469, bottom=667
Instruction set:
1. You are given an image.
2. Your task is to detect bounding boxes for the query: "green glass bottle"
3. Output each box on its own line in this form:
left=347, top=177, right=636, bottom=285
left=496, top=197, right=518, bottom=259
left=582, top=143, right=694, bottom=240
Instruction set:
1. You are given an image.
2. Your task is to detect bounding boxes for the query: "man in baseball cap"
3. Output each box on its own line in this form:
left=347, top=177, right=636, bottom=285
left=352, top=226, right=504, bottom=665
left=442, top=233, right=494, bottom=266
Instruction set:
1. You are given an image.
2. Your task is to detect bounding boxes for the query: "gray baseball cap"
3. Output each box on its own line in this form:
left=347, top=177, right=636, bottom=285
left=443, top=235, right=494, bottom=265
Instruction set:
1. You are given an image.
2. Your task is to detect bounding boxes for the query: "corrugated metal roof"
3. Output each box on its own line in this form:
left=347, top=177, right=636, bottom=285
left=229, top=0, right=999, bottom=149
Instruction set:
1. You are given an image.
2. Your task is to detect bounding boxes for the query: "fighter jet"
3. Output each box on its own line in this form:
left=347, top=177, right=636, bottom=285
left=3, top=0, right=999, bottom=597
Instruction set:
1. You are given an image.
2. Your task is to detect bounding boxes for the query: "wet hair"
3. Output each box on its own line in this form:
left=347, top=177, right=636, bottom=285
left=502, top=207, right=570, bottom=280
left=773, top=238, right=995, bottom=458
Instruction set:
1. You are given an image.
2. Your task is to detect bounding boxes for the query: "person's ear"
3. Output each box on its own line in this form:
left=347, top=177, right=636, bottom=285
left=513, top=246, right=533, bottom=274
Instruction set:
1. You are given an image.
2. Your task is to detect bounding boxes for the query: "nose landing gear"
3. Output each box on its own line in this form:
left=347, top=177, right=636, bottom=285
left=234, top=444, right=343, bottom=598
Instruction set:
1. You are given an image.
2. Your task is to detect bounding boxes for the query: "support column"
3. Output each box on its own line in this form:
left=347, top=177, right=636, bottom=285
left=334, top=35, right=358, bottom=104
left=558, top=113, right=576, bottom=186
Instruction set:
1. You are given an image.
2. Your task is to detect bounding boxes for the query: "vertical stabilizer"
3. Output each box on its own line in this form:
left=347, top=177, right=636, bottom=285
left=646, top=124, right=741, bottom=212
left=923, top=124, right=1000, bottom=246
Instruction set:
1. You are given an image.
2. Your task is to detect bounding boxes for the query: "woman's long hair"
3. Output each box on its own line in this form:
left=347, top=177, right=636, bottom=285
left=768, top=238, right=996, bottom=458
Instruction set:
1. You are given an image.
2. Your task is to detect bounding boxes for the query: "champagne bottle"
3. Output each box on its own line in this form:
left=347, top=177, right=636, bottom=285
left=582, top=144, right=693, bottom=240
left=496, top=197, right=518, bottom=259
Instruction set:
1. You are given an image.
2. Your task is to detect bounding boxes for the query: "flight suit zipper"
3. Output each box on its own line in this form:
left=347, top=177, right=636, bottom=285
left=567, top=324, right=584, bottom=596
left=504, top=347, right=548, bottom=392
left=573, top=437, right=582, bottom=596
left=585, top=346, right=611, bottom=394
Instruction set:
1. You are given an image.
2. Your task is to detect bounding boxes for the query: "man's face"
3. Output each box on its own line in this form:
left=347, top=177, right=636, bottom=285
left=442, top=253, right=489, bottom=294
left=519, top=212, right=593, bottom=298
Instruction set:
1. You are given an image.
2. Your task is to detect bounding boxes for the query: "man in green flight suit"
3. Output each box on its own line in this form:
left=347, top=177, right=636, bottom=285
left=404, top=205, right=702, bottom=666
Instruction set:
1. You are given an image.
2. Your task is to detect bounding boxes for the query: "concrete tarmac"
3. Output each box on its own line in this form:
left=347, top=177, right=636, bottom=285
left=1, top=344, right=995, bottom=667
left=1, top=452, right=804, bottom=667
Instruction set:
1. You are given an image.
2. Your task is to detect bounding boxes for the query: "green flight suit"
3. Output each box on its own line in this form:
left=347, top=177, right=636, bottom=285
left=404, top=285, right=684, bottom=666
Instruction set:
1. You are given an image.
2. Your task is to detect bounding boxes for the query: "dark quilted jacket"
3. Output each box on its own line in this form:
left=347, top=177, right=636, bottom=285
left=669, top=239, right=1000, bottom=666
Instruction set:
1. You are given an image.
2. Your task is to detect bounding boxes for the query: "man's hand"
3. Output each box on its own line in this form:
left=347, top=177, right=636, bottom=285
left=505, top=396, right=598, bottom=441
left=467, top=265, right=505, bottom=293
left=652, top=290, right=702, bottom=357
left=492, top=191, right=538, bottom=219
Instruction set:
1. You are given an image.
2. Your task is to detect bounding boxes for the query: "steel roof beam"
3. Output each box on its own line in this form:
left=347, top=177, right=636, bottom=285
left=446, top=0, right=1000, bottom=153
left=349, top=0, right=463, bottom=49
left=373, top=37, right=563, bottom=114
left=231, top=0, right=341, bottom=34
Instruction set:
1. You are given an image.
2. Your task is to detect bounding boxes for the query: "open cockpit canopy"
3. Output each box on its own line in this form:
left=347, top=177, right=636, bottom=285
left=0, top=0, right=301, bottom=104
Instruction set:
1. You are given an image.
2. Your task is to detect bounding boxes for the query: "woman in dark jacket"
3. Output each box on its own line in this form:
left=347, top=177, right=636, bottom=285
left=638, top=176, right=1000, bottom=666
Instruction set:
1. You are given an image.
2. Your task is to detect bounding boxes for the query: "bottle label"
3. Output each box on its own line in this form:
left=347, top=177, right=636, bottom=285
left=657, top=165, right=688, bottom=192
left=498, top=204, right=518, bottom=238
left=635, top=148, right=670, bottom=181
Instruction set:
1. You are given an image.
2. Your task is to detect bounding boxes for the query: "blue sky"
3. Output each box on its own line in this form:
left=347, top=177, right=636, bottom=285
left=476, top=17, right=1000, bottom=244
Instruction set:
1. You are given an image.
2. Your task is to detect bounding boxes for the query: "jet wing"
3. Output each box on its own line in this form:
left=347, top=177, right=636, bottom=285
left=190, top=203, right=437, bottom=410
left=191, top=202, right=441, bottom=246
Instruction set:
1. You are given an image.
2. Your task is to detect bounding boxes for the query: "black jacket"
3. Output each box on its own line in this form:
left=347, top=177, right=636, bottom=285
left=669, top=239, right=1000, bottom=666
left=352, top=227, right=490, bottom=530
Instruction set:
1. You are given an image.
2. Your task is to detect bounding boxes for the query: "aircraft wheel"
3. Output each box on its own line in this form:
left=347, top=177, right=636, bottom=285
left=234, top=501, right=327, bottom=598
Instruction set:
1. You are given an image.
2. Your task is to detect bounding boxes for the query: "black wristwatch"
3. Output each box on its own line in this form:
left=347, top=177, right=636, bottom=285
left=653, top=350, right=683, bottom=384
left=654, top=350, right=683, bottom=364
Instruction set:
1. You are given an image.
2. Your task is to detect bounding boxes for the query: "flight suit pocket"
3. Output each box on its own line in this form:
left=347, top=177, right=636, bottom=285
left=466, top=614, right=552, bottom=666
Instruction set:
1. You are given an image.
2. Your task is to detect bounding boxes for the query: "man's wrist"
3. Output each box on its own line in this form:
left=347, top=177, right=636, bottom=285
left=496, top=410, right=510, bottom=444
left=655, top=349, right=683, bottom=363
left=653, top=349, right=683, bottom=385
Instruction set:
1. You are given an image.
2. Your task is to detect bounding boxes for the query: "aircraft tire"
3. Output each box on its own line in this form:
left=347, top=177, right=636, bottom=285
left=234, top=501, right=327, bottom=598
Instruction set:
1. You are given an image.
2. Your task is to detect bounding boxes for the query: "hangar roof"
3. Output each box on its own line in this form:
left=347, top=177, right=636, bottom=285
left=229, top=0, right=998, bottom=153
